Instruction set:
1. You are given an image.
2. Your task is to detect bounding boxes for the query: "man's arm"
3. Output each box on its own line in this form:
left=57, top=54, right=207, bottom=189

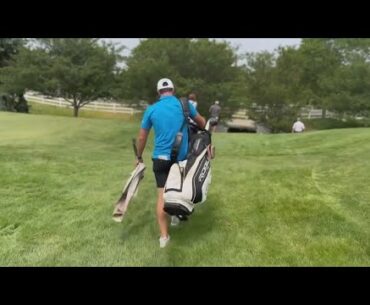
left=188, top=102, right=206, bottom=129
left=136, top=128, right=149, bottom=163
left=193, top=114, right=206, bottom=129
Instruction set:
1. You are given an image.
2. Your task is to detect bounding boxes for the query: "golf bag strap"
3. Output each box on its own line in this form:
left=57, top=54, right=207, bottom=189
left=180, top=99, right=209, bottom=134
left=179, top=97, right=190, bottom=120
left=170, top=98, right=190, bottom=162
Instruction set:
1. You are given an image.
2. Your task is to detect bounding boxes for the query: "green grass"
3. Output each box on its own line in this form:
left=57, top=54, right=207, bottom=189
left=0, top=111, right=369, bottom=266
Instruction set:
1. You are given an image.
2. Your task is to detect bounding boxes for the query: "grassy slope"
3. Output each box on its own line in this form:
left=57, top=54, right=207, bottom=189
left=0, top=112, right=369, bottom=266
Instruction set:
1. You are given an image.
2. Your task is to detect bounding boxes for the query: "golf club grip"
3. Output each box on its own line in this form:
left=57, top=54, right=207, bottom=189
left=132, top=138, right=138, bottom=157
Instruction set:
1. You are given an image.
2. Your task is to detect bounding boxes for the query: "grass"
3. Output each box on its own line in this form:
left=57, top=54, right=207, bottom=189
left=0, top=111, right=369, bottom=266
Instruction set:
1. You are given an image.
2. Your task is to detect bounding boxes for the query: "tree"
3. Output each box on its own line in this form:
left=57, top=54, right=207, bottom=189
left=297, top=39, right=343, bottom=118
left=274, top=46, right=308, bottom=105
left=327, top=39, right=370, bottom=117
left=242, top=51, right=293, bottom=132
left=325, top=57, right=370, bottom=117
left=0, top=38, right=25, bottom=68
left=0, top=38, right=27, bottom=112
left=1, top=39, right=123, bottom=117
left=119, top=38, right=241, bottom=117
left=242, top=47, right=316, bottom=132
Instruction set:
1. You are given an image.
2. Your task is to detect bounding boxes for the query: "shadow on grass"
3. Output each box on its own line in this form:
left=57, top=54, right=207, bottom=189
left=117, top=192, right=219, bottom=247
left=168, top=193, right=219, bottom=246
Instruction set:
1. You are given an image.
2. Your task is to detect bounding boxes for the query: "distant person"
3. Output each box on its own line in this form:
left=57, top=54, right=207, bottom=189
left=209, top=101, right=221, bottom=132
left=188, top=93, right=198, bottom=137
left=292, top=118, right=305, bottom=133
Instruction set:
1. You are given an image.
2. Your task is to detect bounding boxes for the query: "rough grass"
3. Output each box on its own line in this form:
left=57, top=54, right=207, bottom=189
left=0, top=112, right=369, bottom=266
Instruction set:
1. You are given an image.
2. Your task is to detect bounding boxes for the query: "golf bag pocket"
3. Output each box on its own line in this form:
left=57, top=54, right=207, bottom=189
left=164, top=148, right=211, bottom=219
left=165, top=162, right=183, bottom=192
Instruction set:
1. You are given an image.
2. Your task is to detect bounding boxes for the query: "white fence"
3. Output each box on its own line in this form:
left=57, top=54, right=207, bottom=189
left=300, top=108, right=335, bottom=119
left=24, top=93, right=142, bottom=116
left=25, top=92, right=337, bottom=119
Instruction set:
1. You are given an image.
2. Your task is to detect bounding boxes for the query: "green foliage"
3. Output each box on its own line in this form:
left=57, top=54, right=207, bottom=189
left=119, top=39, right=240, bottom=116
left=0, top=39, right=122, bottom=117
left=305, top=118, right=370, bottom=130
left=243, top=39, right=370, bottom=132
left=0, top=93, right=14, bottom=111
left=3, top=38, right=370, bottom=126
left=325, top=58, right=370, bottom=116
left=0, top=48, right=48, bottom=95
left=0, top=39, right=29, bottom=113
left=243, top=51, right=301, bottom=132
left=0, top=38, right=25, bottom=68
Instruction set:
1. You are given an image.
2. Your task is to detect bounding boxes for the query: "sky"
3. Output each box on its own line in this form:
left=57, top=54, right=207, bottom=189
left=104, top=38, right=301, bottom=56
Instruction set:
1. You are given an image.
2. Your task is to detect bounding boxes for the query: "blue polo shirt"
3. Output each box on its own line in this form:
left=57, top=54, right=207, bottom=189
left=141, top=95, right=197, bottom=161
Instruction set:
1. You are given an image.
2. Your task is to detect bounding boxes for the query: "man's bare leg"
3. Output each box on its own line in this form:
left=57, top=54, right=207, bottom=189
left=156, top=188, right=168, bottom=238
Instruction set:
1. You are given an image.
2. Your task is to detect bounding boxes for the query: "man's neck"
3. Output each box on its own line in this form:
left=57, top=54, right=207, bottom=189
left=161, top=92, right=173, bottom=97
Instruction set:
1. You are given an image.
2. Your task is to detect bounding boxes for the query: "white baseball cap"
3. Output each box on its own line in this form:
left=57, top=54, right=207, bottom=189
left=157, top=78, right=174, bottom=92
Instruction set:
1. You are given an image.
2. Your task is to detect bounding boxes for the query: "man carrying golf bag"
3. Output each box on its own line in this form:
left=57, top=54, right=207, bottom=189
left=134, top=78, right=206, bottom=248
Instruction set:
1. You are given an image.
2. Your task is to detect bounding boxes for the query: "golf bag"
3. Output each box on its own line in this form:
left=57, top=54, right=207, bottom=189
left=163, top=101, right=215, bottom=220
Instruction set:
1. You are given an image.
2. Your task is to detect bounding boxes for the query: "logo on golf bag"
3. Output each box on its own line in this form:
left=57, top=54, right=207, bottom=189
left=198, top=159, right=210, bottom=183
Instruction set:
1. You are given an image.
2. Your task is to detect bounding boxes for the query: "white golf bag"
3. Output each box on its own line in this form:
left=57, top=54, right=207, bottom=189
left=163, top=119, right=215, bottom=220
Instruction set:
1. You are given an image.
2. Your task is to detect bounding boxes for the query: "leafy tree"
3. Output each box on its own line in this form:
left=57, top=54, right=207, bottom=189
left=0, top=38, right=28, bottom=112
left=1, top=39, right=122, bottom=117
left=297, top=39, right=343, bottom=118
left=0, top=38, right=25, bottom=67
left=119, top=38, right=240, bottom=117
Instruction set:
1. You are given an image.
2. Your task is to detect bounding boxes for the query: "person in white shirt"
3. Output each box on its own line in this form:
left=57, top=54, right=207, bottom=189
left=292, top=118, right=305, bottom=133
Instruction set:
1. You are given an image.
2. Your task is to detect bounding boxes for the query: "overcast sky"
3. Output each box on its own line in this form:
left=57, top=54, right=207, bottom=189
left=104, top=38, right=301, bottom=55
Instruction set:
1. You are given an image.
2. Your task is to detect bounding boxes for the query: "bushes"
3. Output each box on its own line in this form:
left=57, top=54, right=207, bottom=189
left=0, top=94, right=15, bottom=112
left=0, top=94, right=29, bottom=113
left=305, top=118, right=370, bottom=130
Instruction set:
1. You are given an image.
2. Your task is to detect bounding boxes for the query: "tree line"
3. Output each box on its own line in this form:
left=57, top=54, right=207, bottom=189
left=1, top=38, right=370, bottom=132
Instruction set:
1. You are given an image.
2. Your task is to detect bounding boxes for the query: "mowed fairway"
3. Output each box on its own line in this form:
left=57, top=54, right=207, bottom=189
left=0, top=112, right=369, bottom=266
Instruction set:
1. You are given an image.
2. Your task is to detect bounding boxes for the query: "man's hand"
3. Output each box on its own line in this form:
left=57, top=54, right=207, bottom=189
left=134, top=128, right=149, bottom=167
left=134, top=156, right=144, bottom=167
left=193, top=114, right=206, bottom=129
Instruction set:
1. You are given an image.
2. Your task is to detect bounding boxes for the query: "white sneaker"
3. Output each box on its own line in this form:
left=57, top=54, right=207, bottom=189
left=171, top=216, right=180, bottom=226
left=159, top=235, right=170, bottom=248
